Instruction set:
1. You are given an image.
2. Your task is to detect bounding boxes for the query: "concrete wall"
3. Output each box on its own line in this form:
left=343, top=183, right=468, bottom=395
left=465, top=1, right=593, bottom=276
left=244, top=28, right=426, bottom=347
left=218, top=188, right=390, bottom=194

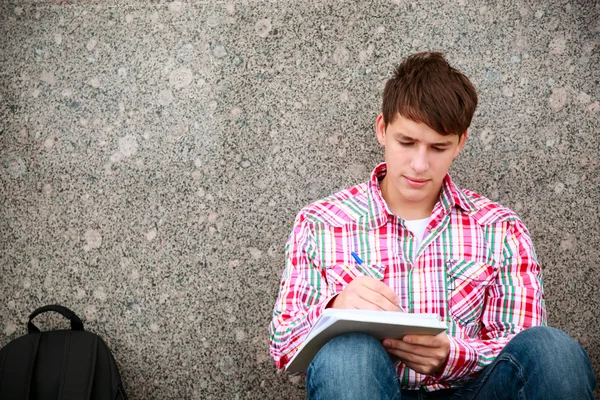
left=1, top=1, right=598, bottom=398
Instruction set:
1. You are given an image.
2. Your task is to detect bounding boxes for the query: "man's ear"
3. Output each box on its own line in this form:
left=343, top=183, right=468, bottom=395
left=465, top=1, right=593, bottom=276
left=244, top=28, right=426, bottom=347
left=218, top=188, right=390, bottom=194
left=375, top=114, right=386, bottom=146
left=453, top=130, right=468, bottom=159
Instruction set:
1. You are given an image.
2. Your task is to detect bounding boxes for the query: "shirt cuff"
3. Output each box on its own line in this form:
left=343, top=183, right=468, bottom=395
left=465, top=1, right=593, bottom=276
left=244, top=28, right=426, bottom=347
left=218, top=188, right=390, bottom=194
left=433, top=335, right=478, bottom=382
left=307, top=294, right=338, bottom=324
left=279, top=294, right=339, bottom=369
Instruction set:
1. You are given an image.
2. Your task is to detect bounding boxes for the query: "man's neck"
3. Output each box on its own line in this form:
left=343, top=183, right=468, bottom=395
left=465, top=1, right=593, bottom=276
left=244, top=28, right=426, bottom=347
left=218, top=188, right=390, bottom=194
left=380, top=176, right=438, bottom=221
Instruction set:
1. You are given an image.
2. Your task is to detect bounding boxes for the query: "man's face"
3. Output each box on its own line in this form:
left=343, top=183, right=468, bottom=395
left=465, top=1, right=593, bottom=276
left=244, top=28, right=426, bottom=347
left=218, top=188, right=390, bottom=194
left=375, top=113, right=467, bottom=210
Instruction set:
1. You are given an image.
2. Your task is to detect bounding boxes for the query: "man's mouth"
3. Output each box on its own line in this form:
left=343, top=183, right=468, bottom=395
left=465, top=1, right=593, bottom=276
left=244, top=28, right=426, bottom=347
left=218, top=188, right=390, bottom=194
left=405, top=177, right=428, bottom=183
left=404, top=176, right=430, bottom=187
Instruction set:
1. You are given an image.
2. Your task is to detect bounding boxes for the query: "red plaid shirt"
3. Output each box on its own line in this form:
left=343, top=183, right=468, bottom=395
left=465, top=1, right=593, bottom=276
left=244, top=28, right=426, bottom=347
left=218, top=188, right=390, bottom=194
left=269, top=163, right=546, bottom=390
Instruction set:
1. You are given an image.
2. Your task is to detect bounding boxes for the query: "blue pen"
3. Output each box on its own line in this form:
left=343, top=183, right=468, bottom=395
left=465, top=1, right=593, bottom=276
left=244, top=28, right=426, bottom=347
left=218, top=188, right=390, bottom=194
left=351, top=251, right=363, bottom=265
left=351, top=251, right=404, bottom=312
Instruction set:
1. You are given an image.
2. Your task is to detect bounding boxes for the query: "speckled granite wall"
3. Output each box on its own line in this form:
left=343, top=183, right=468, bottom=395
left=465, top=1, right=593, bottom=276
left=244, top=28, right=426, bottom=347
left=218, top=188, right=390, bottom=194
left=1, top=0, right=598, bottom=398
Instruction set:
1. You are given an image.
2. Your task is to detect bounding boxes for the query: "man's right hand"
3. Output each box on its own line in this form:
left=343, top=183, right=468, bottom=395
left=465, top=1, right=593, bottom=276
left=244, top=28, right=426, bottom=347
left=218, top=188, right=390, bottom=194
left=329, top=276, right=401, bottom=311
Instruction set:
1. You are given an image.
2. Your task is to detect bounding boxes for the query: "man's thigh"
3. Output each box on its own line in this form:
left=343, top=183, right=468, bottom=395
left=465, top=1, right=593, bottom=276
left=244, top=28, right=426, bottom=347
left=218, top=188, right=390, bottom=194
left=450, top=326, right=596, bottom=400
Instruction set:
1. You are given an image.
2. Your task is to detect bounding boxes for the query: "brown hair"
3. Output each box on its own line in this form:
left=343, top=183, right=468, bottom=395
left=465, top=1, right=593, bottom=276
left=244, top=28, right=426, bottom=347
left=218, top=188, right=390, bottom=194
left=382, top=51, right=478, bottom=137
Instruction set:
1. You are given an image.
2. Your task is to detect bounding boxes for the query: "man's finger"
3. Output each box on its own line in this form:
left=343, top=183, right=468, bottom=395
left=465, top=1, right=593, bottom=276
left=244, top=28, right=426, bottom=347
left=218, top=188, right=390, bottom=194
left=357, top=288, right=400, bottom=312
left=384, top=339, right=436, bottom=358
left=403, top=333, right=444, bottom=348
left=352, top=298, right=382, bottom=311
left=347, top=296, right=389, bottom=311
left=400, top=360, right=434, bottom=376
left=384, top=347, right=431, bottom=367
left=360, top=278, right=401, bottom=305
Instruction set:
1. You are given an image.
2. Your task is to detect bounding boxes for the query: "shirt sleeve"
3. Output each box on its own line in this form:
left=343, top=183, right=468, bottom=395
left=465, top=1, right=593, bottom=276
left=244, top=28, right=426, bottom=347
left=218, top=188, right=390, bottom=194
left=269, top=212, right=334, bottom=370
left=434, top=218, right=547, bottom=383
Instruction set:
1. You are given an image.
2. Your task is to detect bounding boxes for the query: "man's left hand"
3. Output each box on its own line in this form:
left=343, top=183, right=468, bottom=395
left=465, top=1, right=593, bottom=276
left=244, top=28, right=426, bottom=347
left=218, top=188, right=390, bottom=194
left=382, top=332, right=450, bottom=375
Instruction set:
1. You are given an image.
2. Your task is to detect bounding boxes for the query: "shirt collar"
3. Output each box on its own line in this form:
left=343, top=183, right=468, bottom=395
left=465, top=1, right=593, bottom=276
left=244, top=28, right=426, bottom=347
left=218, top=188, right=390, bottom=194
left=438, top=174, right=478, bottom=215
left=366, top=162, right=477, bottom=230
left=366, top=163, right=392, bottom=230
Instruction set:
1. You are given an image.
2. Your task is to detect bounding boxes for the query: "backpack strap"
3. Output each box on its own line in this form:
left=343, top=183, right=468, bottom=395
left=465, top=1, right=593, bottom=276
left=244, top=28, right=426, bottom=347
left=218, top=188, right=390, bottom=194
left=58, top=331, right=98, bottom=400
left=28, top=305, right=84, bottom=333
left=0, top=333, right=41, bottom=400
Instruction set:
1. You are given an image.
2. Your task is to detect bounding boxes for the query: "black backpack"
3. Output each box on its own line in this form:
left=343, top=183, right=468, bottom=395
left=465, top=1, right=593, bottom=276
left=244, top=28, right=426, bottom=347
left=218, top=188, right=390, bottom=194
left=0, top=305, right=128, bottom=400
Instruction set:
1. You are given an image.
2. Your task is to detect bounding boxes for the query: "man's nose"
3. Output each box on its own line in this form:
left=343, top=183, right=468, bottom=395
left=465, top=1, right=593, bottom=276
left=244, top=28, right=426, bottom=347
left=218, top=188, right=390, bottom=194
left=410, top=148, right=429, bottom=173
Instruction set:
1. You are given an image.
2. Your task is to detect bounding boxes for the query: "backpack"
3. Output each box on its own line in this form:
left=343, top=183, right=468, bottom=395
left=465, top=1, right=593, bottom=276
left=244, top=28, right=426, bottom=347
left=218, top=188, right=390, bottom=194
left=0, top=305, right=128, bottom=400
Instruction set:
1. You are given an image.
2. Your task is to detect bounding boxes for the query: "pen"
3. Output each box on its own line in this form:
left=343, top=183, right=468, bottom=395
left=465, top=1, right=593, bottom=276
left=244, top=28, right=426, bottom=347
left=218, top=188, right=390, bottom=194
left=350, top=252, right=405, bottom=312
left=350, top=251, right=363, bottom=265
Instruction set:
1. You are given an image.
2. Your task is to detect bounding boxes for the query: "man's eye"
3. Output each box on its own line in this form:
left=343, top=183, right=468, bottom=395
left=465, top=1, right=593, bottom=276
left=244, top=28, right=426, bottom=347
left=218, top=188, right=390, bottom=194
left=433, top=147, right=447, bottom=152
left=399, top=142, right=413, bottom=146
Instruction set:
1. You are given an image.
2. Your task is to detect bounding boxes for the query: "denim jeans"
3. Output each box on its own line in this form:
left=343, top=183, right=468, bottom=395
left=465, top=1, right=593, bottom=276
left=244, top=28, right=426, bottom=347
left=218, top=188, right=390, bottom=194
left=305, top=327, right=597, bottom=400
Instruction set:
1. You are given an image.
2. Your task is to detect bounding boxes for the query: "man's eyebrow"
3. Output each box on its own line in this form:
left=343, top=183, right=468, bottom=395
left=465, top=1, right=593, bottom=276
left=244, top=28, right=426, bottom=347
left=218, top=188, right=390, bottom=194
left=396, top=133, right=415, bottom=141
left=396, top=133, right=454, bottom=146
left=431, top=140, right=454, bottom=146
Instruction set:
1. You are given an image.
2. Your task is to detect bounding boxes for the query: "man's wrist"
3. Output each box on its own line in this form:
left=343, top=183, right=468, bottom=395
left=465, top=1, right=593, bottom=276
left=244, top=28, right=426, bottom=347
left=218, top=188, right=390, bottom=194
left=433, top=353, right=450, bottom=374
left=325, top=294, right=339, bottom=309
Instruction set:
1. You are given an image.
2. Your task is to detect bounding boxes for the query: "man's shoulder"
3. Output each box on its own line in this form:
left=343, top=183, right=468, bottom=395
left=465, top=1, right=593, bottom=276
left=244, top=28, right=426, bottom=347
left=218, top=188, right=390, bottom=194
left=296, top=182, right=370, bottom=228
left=461, top=188, right=522, bottom=226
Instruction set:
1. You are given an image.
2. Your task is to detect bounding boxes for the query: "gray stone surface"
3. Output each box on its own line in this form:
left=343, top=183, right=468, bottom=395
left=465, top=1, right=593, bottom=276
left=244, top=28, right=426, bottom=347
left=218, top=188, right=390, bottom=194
left=1, top=0, right=598, bottom=398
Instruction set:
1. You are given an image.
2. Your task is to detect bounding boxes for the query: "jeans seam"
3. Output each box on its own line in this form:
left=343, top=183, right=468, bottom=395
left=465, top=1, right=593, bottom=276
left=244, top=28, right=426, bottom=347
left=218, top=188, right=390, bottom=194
left=464, top=353, right=526, bottom=400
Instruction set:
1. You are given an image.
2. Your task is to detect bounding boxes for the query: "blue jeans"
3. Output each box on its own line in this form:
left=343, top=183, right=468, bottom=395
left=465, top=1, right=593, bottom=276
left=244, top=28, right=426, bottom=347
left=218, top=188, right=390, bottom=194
left=306, top=327, right=596, bottom=400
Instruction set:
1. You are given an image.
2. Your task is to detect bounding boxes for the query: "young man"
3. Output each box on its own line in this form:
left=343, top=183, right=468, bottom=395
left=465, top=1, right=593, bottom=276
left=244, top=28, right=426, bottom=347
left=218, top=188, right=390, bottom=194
left=269, top=52, right=596, bottom=399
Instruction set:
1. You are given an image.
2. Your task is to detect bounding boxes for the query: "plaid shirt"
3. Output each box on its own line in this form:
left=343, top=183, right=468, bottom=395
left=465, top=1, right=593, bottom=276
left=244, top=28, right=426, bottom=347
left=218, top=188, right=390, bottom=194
left=269, top=162, right=546, bottom=391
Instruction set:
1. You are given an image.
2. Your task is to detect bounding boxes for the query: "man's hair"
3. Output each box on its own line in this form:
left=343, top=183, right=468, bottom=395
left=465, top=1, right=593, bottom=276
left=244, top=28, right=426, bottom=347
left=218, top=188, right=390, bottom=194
left=382, top=51, right=478, bottom=137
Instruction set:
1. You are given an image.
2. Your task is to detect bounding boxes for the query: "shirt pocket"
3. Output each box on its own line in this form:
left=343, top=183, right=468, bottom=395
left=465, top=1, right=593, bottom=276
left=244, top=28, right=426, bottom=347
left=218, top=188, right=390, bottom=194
left=446, top=259, right=495, bottom=326
left=325, top=263, right=386, bottom=294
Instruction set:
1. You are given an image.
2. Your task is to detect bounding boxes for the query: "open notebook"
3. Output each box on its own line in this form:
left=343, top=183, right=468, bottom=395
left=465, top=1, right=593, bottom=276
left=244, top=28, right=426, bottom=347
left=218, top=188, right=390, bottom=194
left=285, top=309, right=447, bottom=373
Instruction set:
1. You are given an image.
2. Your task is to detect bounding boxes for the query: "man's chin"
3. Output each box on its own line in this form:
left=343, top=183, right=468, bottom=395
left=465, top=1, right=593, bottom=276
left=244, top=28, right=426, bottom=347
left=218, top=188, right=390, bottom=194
left=397, top=188, right=430, bottom=202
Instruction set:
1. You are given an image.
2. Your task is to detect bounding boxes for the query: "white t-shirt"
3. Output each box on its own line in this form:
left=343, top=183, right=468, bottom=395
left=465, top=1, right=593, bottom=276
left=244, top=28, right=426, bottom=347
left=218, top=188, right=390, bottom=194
left=404, top=217, right=430, bottom=249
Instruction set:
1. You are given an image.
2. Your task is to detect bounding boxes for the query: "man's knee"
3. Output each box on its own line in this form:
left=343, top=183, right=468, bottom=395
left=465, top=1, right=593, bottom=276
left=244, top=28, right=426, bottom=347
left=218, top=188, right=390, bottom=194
left=306, top=333, right=400, bottom=400
left=507, top=326, right=596, bottom=391
left=509, top=326, right=590, bottom=364
left=308, top=332, right=391, bottom=374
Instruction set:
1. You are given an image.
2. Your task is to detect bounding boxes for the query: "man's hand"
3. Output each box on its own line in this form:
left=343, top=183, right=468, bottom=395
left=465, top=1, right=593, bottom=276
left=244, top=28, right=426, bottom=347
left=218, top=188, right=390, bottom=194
left=382, top=332, right=450, bottom=375
left=330, top=276, right=401, bottom=311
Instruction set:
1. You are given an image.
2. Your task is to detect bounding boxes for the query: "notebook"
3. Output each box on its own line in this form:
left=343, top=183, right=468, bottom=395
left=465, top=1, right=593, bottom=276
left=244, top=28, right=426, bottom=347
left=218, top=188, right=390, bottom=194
left=285, top=309, right=447, bottom=373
